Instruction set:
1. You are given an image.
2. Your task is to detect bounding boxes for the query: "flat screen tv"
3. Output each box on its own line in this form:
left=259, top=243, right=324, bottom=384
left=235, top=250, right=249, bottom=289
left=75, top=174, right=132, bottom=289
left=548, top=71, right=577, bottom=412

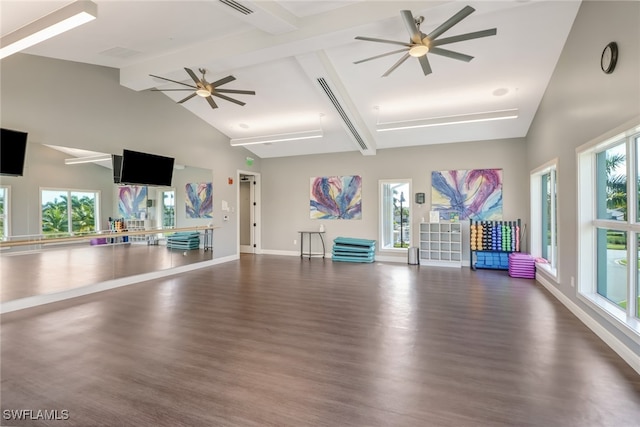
left=119, top=149, right=174, bottom=186
left=1, top=128, right=28, bottom=177
left=112, top=154, right=123, bottom=184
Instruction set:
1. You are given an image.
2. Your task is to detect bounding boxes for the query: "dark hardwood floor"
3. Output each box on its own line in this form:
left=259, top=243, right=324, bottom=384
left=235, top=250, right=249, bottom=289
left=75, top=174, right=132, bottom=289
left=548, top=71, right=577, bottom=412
left=0, top=243, right=212, bottom=302
left=1, top=255, right=639, bottom=426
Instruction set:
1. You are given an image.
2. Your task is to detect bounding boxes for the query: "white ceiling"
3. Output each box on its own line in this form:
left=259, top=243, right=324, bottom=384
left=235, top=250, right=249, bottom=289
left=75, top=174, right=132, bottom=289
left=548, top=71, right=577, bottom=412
left=1, top=0, right=581, bottom=159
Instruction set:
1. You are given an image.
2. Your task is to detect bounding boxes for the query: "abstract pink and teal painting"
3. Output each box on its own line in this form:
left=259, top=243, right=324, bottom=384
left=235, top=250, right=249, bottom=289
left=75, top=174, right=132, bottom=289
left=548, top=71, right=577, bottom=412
left=431, top=169, right=503, bottom=220
left=310, top=175, right=362, bottom=220
left=118, top=186, right=147, bottom=219
left=185, top=182, right=213, bottom=218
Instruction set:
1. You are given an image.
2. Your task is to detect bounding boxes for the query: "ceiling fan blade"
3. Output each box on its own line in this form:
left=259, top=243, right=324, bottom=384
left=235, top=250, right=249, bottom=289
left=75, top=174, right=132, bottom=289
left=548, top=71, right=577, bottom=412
left=215, top=88, right=256, bottom=95
left=210, top=75, right=236, bottom=88
left=429, top=47, right=474, bottom=62
left=206, top=96, right=218, bottom=109
left=184, top=68, right=202, bottom=85
left=212, top=92, right=246, bottom=106
left=432, top=28, right=497, bottom=47
left=427, top=5, right=475, bottom=41
left=400, top=10, right=422, bottom=43
left=178, top=93, right=197, bottom=104
left=418, top=55, right=432, bottom=76
left=382, top=52, right=411, bottom=77
left=354, top=48, right=408, bottom=64
left=355, top=36, right=411, bottom=48
left=151, top=88, right=196, bottom=92
left=149, top=74, right=197, bottom=89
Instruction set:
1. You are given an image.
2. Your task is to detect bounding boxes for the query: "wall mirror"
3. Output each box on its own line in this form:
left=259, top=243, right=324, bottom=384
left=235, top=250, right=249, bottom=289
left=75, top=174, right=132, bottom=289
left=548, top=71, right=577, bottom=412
left=0, top=143, right=214, bottom=304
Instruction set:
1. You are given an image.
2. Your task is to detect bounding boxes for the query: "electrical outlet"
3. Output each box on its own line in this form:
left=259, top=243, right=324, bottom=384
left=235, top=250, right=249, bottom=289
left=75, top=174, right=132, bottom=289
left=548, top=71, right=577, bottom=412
left=571, top=276, right=575, bottom=287
left=293, top=239, right=297, bottom=245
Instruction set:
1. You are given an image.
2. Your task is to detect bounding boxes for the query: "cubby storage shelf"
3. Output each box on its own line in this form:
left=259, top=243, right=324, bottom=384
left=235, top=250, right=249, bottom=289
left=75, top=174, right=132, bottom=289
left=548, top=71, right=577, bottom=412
left=419, top=222, right=462, bottom=268
left=125, top=219, right=154, bottom=243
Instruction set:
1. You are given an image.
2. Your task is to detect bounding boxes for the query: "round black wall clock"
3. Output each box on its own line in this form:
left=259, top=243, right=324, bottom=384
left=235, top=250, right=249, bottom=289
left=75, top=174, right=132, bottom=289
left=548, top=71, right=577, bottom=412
left=601, top=42, right=618, bottom=74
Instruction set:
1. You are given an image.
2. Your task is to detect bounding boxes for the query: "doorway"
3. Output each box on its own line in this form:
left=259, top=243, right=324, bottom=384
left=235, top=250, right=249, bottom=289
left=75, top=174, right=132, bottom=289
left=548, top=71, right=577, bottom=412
left=238, top=171, right=260, bottom=254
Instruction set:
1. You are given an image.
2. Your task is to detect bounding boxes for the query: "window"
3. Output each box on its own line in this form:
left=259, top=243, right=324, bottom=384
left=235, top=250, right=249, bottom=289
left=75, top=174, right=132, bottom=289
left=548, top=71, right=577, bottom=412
left=379, top=180, right=411, bottom=250
left=577, top=122, right=640, bottom=336
left=161, top=190, right=175, bottom=228
left=530, top=160, right=558, bottom=278
left=41, top=189, right=100, bottom=237
left=0, top=186, right=9, bottom=239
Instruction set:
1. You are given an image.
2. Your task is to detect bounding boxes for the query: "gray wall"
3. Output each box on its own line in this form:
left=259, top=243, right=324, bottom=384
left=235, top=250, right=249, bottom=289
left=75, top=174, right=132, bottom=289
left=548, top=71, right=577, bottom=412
left=1, top=143, right=115, bottom=237
left=526, top=1, right=640, bottom=354
left=0, top=53, right=261, bottom=257
left=260, top=138, right=529, bottom=262
left=1, top=142, right=215, bottom=237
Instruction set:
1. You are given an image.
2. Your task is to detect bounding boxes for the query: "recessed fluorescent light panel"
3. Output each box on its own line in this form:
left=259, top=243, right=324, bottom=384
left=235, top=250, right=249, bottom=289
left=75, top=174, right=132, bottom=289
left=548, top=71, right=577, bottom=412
left=376, top=109, right=519, bottom=132
left=64, top=154, right=112, bottom=165
left=0, top=0, right=97, bottom=59
left=230, top=129, right=323, bottom=146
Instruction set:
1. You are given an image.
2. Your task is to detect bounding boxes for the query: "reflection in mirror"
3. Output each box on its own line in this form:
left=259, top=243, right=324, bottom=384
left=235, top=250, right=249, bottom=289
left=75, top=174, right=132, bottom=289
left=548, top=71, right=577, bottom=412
left=0, top=143, right=214, bottom=304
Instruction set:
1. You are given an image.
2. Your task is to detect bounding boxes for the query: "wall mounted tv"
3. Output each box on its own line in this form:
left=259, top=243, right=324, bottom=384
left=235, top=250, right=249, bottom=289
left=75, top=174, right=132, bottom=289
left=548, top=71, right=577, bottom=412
left=112, top=154, right=123, bottom=184
left=119, top=149, right=175, bottom=186
left=0, top=128, right=28, bottom=177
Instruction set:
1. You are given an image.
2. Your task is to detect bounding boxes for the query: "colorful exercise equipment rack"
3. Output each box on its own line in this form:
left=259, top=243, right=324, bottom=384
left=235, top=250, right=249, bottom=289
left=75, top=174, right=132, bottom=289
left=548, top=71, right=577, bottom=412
left=470, top=219, right=521, bottom=270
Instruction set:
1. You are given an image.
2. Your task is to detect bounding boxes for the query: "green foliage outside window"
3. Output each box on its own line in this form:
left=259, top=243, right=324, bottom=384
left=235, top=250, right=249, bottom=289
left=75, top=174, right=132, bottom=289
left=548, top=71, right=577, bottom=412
left=42, top=195, right=95, bottom=235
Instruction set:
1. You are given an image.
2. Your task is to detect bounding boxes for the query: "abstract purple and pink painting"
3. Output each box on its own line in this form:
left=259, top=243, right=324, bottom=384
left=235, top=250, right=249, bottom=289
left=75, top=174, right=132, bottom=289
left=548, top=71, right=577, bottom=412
left=185, top=182, right=213, bottom=219
left=310, top=175, right=362, bottom=220
left=118, top=185, right=147, bottom=219
left=431, top=169, right=503, bottom=220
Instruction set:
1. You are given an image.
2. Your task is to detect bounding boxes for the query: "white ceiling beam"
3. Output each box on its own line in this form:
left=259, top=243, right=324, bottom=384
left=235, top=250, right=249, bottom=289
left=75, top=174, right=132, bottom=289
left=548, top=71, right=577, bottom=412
left=119, top=1, right=450, bottom=91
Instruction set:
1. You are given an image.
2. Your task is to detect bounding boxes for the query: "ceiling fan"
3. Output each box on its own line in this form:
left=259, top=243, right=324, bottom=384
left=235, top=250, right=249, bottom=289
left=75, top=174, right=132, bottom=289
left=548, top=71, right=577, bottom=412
left=149, top=67, right=255, bottom=109
left=354, top=5, right=497, bottom=77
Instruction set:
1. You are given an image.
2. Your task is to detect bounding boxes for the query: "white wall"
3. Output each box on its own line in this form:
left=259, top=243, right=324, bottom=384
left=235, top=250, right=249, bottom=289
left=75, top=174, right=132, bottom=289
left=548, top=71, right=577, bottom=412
left=526, top=1, right=640, bottom=356
left=0, top=53, right=261, bottom=257
left=260, top=138, right=529, bottom=262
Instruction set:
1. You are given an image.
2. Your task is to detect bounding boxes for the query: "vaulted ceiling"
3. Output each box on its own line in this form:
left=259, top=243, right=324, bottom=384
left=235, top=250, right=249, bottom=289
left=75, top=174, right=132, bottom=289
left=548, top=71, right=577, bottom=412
left=1, top=0, right=581, bottom=158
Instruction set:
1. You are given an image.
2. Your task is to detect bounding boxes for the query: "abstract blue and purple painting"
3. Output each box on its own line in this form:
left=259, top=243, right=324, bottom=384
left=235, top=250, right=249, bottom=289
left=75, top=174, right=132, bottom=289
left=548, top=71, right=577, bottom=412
left=431, top=169, right=503, bottom=220
left=118, top=185, right=147, bottom=219
left=310, top=175, right=362, bottom=220
left=185, top=182, right=213, bottom=218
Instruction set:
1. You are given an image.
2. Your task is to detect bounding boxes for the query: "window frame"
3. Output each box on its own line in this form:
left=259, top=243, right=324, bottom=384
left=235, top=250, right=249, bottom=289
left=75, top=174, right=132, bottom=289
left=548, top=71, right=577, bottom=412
left=576, top=120, right=640, bottom=341
left=40, top=187, right=101, bottom=236
left=158, top=188, right=176, bottom=228
left=0, top=185, right=10, bottom=240
left=378, top=179, right=412, bottom=252
left=530, top=158, right=559, bottom=280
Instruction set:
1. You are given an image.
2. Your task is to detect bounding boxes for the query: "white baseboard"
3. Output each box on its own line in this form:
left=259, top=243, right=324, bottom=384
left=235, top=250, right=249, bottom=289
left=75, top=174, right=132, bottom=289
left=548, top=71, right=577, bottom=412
left=261, top=251, right=409, bottom=264
left=0, top=255, right=238, bottom=314
left=376, top=255, right=409, bottom=263
left=260, top=249, right=305, bottom=257
left=536, top=273, right=640, bottom=375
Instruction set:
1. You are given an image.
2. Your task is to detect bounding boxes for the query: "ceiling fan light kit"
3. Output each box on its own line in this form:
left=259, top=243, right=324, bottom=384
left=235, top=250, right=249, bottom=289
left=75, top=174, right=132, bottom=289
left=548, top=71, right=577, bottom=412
left=409, top=44, right=429, bottom=57
left=354, top=5, right=496, bottom=77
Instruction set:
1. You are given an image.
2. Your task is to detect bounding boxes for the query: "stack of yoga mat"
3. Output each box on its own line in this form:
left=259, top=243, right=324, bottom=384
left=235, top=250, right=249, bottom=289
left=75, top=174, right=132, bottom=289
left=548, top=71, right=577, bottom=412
left=508, top=253, right=536, bottom=279
left=332, top=237, right=376, bottom=263
left=166, top=232, right=201, bottom=250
